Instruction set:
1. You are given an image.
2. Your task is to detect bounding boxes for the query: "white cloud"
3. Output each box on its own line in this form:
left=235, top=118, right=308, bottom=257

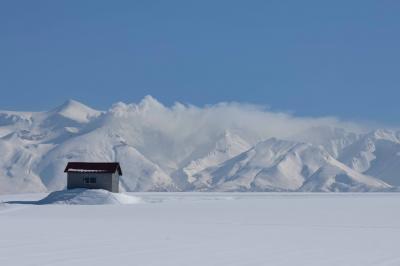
left=100, top=95, right=367, bottom=167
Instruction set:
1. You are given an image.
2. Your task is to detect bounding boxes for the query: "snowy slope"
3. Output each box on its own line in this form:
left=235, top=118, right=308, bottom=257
left=49, top=99, right=102, bottom=123
left=0, top=137, right=47, bottom=194
left=299, top=158, right=390, bottom=192
left=339, top=129, right=400, bottom=186
left=0, top=97, right=398, bottom=193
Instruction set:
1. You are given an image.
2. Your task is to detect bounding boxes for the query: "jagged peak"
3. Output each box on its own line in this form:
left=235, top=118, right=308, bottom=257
left=138, top=95, right=165, bottom=111
left=109, top=96, right=166, bottom=117
left=214, top=130, right=251, bottom=152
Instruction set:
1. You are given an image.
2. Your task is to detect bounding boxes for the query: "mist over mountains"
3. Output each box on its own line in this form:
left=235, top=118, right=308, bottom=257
left=0, top=96, right=398, bottom=194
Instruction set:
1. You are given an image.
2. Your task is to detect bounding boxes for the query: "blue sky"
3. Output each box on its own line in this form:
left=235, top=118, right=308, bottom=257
left=0, top=1, right=399, bottom=124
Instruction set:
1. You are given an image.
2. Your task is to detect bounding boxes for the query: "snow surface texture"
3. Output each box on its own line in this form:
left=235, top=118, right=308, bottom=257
left=0, top=96, right=399, bottom=193
left=1, top=193, right=400, bottom=266
left=5, top=189, right=141, bottom=205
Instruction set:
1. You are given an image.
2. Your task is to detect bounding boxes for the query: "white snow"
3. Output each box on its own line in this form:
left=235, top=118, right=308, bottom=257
left=37, top=189, right=142, bottom=205
left=2, top=189, right=141, bottom=205
left=193, top=138, right=390, bottom=192
left=50, top=99, right=102, bottom=123
left=0, top=193, right=399, bottom=266
left=67, top=169, right=109, bottom=172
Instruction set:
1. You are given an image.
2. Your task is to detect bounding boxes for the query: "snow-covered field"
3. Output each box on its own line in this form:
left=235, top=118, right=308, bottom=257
left=1, top=192, right=399, bottom=266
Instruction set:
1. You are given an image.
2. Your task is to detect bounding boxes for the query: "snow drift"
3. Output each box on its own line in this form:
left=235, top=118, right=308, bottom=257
left=36, top=189, right=142, bottom=205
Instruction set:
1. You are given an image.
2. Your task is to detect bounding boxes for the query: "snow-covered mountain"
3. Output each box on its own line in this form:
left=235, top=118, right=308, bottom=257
left=0, top=97, right=398, bottom=194
left=190, top=138, right=389, bottom=192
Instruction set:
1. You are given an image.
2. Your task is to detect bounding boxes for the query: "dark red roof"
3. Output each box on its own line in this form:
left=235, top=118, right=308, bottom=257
left=64, top=162, right=122, bottom=175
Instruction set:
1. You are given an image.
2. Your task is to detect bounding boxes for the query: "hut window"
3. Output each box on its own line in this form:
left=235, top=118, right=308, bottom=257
left=83, top=177, right=96, bottom=184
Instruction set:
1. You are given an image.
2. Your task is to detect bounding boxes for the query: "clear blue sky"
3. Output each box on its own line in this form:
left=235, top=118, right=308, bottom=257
left=0, top=1, right=399, bottom=123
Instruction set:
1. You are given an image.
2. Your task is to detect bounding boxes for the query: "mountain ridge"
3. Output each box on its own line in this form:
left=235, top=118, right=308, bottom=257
left=0, top=97, right=398, bottom=194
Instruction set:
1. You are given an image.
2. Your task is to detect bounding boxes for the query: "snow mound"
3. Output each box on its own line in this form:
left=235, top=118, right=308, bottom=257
left=37, top=189, right=141, bottom=205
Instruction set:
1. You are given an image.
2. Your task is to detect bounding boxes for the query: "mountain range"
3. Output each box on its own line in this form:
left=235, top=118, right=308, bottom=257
left=0, top=96, right=398, bottom=194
